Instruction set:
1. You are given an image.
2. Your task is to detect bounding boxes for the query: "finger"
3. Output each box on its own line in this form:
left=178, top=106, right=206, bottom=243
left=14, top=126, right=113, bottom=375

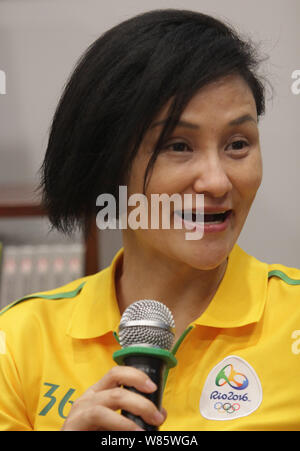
left=63, top=405, right=144, bottom=431
left=98, top=406, right=145, bottom=431
left=160, top=407, right=168, bottom=421
left=94, top=387, right=165, bottom=427
left=89, top=366, right=157, bottom=394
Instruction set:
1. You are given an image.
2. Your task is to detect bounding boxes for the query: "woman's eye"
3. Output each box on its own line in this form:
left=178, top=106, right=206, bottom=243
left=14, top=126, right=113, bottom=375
left=227, top=140, right=249, bottom=151
left=163, top=139, right=249, bottom=153
left=165, top=142, right=191, bottom=152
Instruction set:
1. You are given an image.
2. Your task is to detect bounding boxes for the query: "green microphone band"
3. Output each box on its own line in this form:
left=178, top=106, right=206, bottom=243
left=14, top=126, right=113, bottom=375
left=113, top=346, right=177, bottom=369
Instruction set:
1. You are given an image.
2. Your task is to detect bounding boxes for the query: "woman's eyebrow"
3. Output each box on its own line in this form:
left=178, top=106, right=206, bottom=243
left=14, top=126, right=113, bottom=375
left=150, top=113, right=257, bottom=130
left=228, top=113, right=257, bottom=126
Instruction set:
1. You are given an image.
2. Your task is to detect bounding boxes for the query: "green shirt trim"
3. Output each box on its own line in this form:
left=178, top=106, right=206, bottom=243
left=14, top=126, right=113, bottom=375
left=0, top=282, right=86, bottom=316
left=1, top=269, right=299, bottom=318
left=268, top=270, right=300, bottom=285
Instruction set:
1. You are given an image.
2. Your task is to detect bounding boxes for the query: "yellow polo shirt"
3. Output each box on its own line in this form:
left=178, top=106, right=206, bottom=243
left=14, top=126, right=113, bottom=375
left=0, top=243, right=300, bottom=431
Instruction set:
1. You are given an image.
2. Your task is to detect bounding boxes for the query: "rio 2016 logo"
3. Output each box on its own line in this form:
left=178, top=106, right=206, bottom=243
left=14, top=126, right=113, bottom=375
left=215, top=363, right=249, bottom=390
left=200, top=356, right=262, bottom=420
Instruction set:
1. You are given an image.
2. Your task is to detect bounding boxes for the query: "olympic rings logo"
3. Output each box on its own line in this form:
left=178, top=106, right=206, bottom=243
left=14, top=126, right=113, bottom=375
left=214, top=402, right=240, bottom=414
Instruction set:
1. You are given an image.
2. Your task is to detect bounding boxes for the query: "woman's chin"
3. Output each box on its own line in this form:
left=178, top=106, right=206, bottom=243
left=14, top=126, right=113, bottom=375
left=162, top=231, right=233, bottom=271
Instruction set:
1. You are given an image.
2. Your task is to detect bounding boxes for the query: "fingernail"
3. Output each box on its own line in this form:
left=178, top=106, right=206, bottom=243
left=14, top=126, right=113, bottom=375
left=153, top=410, right=164, bottom=424
left=145, top=379, right=157, bottom=391
left=161, top=407, right=167, bottom=419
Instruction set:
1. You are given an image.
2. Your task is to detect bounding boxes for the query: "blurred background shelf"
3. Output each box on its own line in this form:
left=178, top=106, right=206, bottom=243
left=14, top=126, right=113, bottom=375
left=0, top=184, right=99, bottom=276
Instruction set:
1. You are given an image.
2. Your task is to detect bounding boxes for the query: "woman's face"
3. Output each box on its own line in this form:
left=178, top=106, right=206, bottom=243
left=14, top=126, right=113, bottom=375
left=125, top=73, right=263, bottom=270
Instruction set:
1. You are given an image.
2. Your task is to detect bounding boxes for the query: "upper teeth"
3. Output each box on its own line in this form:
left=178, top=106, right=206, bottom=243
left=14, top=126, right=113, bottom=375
left=207, top=211, right=227, bottom=214
left=178, top=210, right=228, bottom=214
left=174, top=210, right=229, bottom=219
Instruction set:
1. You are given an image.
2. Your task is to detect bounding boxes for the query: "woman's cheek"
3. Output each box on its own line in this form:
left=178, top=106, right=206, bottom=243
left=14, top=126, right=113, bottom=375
left=233, top=150, right=263, bottom=198
left=246, top=154, right=263, bottom=195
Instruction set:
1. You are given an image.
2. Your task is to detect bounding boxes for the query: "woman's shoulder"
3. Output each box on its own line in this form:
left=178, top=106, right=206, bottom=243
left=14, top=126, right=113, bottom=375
left=0, top=267, right=107, bottom=330
left=267, top=261, right=300, bottom=287
left=233, top=245, right=300, bottom=310
left=266, top=261, right=300, bottom=312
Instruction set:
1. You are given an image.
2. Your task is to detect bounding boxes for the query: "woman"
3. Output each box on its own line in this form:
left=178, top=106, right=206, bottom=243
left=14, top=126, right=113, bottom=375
left=1, top=9, right=300, bottom=431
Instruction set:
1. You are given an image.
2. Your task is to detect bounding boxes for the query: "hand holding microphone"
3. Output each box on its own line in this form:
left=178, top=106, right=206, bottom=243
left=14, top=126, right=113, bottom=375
left=61, top=299, right=176, bottom=431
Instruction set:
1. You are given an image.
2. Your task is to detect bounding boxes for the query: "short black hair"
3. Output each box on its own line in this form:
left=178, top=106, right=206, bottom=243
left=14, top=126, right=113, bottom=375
left=39, top=8, right=269, bottom=234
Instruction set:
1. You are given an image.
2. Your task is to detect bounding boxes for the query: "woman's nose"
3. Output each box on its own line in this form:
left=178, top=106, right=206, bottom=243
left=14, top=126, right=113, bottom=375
left=192, top=156, right=233, bottom=198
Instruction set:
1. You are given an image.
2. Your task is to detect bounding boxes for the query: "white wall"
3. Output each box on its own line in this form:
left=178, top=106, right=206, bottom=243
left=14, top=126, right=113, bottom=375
left=0, top=0, right=299, bottom=268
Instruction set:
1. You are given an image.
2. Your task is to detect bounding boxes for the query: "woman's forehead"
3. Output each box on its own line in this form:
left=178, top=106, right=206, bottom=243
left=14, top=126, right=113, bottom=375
left=150, top=74, right=257, bottom=130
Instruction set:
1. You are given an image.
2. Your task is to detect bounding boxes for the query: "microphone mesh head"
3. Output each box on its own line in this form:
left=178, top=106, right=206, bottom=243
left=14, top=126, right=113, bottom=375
left=119, top=300, right=175, bottom=350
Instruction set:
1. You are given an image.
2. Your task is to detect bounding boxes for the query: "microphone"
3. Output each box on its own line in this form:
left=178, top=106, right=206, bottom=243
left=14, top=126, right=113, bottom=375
left=113, top=300, right=178, bottom=431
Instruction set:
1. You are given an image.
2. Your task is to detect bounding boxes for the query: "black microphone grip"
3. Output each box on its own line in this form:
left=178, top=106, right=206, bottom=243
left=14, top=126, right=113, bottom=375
left=121, top=355, right=166, bottom=431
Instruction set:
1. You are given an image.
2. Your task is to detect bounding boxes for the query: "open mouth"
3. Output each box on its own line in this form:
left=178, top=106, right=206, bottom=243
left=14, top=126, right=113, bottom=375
left=202, top=210, right=232, bottom=224
left=175, top=210, right=232, bottom=225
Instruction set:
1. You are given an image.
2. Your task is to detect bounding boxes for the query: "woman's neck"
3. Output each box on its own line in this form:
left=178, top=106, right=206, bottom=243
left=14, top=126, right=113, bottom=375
left=115, top=245, right=228, bottom=340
